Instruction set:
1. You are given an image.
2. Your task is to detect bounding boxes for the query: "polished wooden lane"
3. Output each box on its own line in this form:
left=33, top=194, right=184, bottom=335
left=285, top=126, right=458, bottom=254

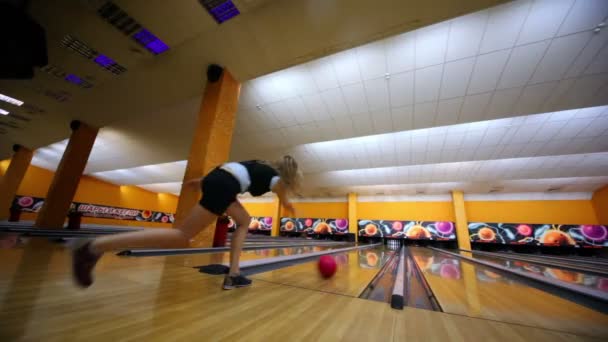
left=0, top=241, right=603, bottom=341
left=410, top=247, right=608, bottom=339
left=160, top=244, right=338, bottom=269
left=251, top=248, right=394, bottom=297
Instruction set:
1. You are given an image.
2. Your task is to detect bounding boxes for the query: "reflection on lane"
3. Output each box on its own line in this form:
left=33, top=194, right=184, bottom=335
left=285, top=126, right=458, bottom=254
left=410, top=247, right=608, bottom=338
left=251, top=247, right=393, bottom=297
left=467, top=253, right=608, bottom=293
left=167, top=245, right=341, bottom=268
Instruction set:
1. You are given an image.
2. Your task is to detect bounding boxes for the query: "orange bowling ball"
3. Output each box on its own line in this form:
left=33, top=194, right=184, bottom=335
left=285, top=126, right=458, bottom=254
left=284, top=221, right=295, bottom=231
left=249, top=220, right=260, bottom=230
left=366, top=252, right=379, bottom=267
left=318, top=255, right=337, bottom=278
left=365, top=224, right=378, bottom=236
left=407, top=226, right=431, bottom=239
left=478, top=227, right=495, bottom=241
left=542, top=231, right=574, bottom=246
left=314, top=222, right=330, bottom=234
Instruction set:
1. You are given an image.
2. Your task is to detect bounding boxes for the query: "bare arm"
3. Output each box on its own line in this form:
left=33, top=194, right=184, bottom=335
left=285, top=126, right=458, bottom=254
left=271, top=180, right=296, bottom=216
left=183, top=177, right=203, bottom=190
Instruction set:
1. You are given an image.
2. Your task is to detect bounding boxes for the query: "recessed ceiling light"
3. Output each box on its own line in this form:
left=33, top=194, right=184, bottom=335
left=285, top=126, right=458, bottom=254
left=0, top=93, right=24, bottom=106
left=0, top=108, right=8, bottom=115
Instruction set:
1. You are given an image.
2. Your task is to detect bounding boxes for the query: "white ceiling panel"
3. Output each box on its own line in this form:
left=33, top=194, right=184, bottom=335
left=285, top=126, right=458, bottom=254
left=446, top=9, right=488, bottom=61
left=459, top=92, right=492, bottom=122
left=371, top=110, right=394, bottom=134
left=514, top=81, right=558, bottom=115
left=440, top=57, right=476, bottom=99
left=342, top=83, right=369, bottom=115
left=330, top=50, right=361, bottom=86
left=308, top=56, right=339, bottom=91
left=137, top=182, right=182, bottom=195
left=468, top=49, right=510, bottom=94
left=388, top=71, right=415, bottom=108
left=356, top=40, right=387, bottom=81
left=301, top=94, right=331, bottom=121
left=479, top=0, right=532, bottom=54
left=386, top=31, right=416, bottom=74
left=530, top=31, right=592, bottom=84
left=566, top=29, right=608, bottom=78
left=585, top=43, right=608, bottom=75
left=364, top=78, right=390, bottom=111
left=517, top=0, right=574, bottom=45
left=415, top=21, right=450, bottom=69
left=285, top=65, right=319, bottom=96
left=413, top=102, right=437, bottom=129
left=558, top=0, right=608, bottom=36
left=435, top=97, right=463, bottom=126
left=498, top=41, right=550, bottom=89
left=485, top=87, right=522, bottom=119
left=391, top=105, right=414, bottom=131
left=415, top=65, right=443, bottom=103
left=321, top=87, right=349, bottom=118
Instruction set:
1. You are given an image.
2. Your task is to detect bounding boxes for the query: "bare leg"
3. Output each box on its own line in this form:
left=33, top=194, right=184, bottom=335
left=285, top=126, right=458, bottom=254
left=225, top=201, right=251, bottom=276
left=91, top=205, right=217, bottom=253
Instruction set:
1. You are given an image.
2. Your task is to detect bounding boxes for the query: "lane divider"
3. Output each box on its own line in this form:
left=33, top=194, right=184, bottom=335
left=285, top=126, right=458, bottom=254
left=118, top=241, right=348, bottom=256
left=391, top=247, right=405, bottom=310
left=430, top=248, right=608, bottom=303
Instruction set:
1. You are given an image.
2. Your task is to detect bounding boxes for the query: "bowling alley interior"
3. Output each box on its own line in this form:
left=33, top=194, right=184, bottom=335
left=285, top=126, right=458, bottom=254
left=1, top=0, right=608, bottom=340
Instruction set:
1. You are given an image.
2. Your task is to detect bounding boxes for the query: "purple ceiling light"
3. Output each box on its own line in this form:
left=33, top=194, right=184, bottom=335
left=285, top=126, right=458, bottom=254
left=200, top=0, right=240, bottom=24
left=133, top=29, right=169, bottom=55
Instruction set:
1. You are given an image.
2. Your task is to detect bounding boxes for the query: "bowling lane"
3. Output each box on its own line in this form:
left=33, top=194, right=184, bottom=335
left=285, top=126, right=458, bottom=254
left=251, top=247, right=394, bottom=297
left=410, top=247, right=608, bottom=338
left=462, top=251, right=608, bottom=293
left=164, top=245, right=342, bottom=269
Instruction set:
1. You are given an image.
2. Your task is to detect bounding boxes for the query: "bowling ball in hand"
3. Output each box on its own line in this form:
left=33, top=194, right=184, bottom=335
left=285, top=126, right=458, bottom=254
left=318, top=255, right=337, bottom=278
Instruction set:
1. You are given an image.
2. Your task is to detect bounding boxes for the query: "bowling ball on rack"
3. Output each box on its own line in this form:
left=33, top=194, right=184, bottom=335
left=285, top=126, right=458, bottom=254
left=318, top=255, right=337, bottom=278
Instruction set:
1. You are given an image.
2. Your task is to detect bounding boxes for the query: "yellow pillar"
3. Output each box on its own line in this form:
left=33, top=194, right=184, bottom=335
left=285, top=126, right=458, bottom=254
left=592, top=185, right=608, bottom=224
left=348, top=193, right=358, bottom=242
left=271, top=195, right=281, bottom=237
left=174, top=65, right=240, bottom=247
left=36, top=121, right=98, bottom=228
left=0, top=145, right=33, bottom=220
left=451, top=190, right=471, bottom=250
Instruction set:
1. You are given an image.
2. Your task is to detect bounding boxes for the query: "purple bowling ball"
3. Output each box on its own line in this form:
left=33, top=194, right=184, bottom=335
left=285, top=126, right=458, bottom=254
left=335, top=219, right=348, bottom=230
left=436, top=221, right=454, bottom=235
left=263, top=217, right=273, bottom=226
left=581, top=225, right=607, bottom=241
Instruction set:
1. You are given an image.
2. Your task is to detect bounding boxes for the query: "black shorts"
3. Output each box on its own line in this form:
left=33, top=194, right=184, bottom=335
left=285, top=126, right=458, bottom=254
left=199, top=168, right=241, bottom=215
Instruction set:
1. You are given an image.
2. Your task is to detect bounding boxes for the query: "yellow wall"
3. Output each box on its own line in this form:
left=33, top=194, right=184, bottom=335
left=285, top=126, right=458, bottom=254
left=465, top=200, right=599, bottom=225
left=357, top=201, right=455, bottom=221
left=279, top=202, right=348, bottom=218
left=15, top=165, right=178, bottom=227
left=242, top=202, right=276, bottom=218
left=592, top=186, right=608, bottom=224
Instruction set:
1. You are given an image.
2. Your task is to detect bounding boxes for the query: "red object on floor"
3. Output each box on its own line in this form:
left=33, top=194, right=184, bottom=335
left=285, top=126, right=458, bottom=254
left=8, top=208, right=21, bottom=222
left=318, top=255, right=337, bottom=278
left=213, top=216, right=229, bottom=247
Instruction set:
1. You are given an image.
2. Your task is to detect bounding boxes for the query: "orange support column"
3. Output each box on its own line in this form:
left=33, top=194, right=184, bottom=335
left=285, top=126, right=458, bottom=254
left=271, top=195, right=281, bottom=237
left=174, top=65, right=241, bottom=247
left=348, top=193, right=358, bottom=242
left=592, top=185, right=608, bottom=224
left=35, top=121, right=98, bottom=228
left=451, top=190, right=471, bottom=250
left=0, top=145, right=33, bottom=220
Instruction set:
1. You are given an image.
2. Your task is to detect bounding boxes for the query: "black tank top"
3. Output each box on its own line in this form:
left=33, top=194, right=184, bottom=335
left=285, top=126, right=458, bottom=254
left=239, top=160, right=279, bottom=196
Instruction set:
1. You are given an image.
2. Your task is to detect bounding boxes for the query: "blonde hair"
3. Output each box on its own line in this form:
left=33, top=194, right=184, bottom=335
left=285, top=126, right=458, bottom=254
left=270, top=155, right=301, bottom=193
